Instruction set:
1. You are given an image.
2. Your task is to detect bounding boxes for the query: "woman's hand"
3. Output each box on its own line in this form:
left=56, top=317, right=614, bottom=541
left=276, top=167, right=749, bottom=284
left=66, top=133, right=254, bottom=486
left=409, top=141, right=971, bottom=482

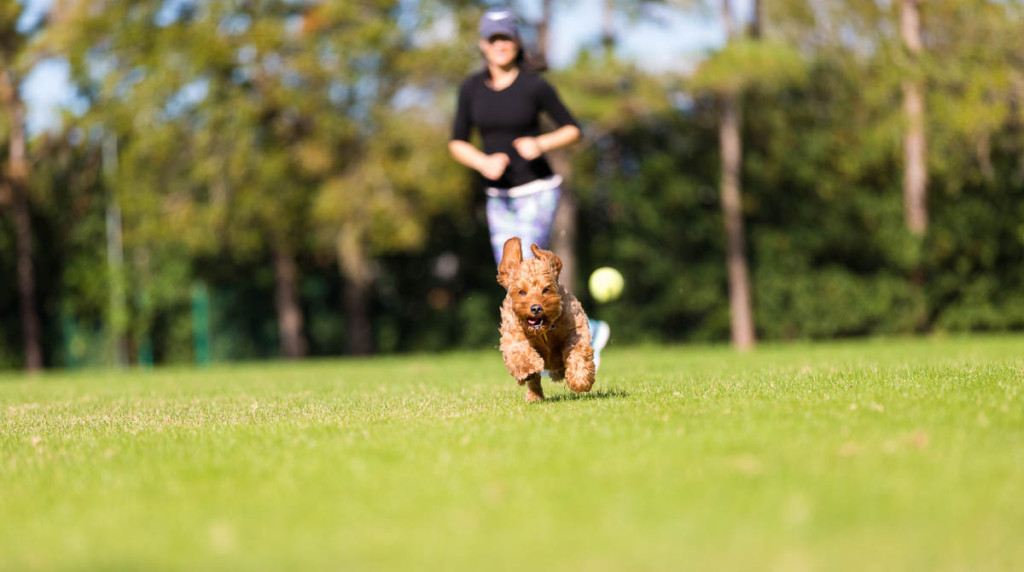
left=448, top=141, right=510, bottom=181
left=478, top=153, right=511, bottom=181
left=512, top=136, right=543, bottom=161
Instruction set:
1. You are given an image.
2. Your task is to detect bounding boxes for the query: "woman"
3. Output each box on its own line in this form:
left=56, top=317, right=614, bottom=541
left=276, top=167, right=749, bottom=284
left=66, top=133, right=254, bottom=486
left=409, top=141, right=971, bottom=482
left=449, top=7, right=610, bottom=364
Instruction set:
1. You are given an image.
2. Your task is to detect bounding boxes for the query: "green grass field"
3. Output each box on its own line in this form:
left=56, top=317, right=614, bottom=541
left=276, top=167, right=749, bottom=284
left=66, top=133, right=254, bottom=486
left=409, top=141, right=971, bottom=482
left=2, top=335, right=1023, bottom=571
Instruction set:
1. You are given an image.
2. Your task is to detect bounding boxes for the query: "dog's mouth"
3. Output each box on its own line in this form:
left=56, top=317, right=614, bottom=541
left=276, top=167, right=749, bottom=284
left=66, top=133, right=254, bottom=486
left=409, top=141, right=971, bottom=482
left=526, top=316, right=547, bottom=330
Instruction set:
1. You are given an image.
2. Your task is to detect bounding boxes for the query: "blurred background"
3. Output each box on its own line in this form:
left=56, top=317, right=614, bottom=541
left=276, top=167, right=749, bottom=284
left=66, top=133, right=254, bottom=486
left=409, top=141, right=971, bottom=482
left=1, top=0, right=1022, bottom=371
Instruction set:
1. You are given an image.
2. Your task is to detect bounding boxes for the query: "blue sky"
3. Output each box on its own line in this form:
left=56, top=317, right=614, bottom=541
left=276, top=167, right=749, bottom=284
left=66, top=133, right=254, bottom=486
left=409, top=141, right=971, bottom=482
left=20, top=0, right=751, bottom=134
left=522, top=0, right=732, bottom=70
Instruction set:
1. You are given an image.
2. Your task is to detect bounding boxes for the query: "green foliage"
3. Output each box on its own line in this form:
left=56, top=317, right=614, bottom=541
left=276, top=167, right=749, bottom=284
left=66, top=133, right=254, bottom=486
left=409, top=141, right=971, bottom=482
left=574, top=106, right=729, bottom=342
left=314, top=109, right=468, bottom=255
left=16, top=0, right=481, bottom=363
left=4, top=0, right=1024, bottom=366
left=568, top=13, right=1024, bottom=343
left=553, top=52, right=677, bottom=134
left=689, top=38, right=806, bottom=94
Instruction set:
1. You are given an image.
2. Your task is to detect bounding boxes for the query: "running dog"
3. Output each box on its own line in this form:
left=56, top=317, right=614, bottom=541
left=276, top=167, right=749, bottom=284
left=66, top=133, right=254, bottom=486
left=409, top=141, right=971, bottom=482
left=496, top=237, right=595, bottom=402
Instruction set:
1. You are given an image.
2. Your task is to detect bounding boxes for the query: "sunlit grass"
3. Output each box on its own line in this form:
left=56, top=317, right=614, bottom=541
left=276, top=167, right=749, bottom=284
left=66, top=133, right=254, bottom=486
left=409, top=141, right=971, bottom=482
left=2, top=335, right=1023, bottom=571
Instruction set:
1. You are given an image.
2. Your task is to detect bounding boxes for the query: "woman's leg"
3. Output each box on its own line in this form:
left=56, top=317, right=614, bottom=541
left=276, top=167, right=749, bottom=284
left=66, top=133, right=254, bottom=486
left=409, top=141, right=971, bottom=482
left=487, top=188, right=609, bottom=369
left=588, top=318, right=610, bottom=369
left=486, top=187, right=561, bottom=266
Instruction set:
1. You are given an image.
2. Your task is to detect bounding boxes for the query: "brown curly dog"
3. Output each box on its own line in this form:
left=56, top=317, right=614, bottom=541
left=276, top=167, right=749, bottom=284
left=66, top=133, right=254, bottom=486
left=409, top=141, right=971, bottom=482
left=497, top=237, right=595, bottom=402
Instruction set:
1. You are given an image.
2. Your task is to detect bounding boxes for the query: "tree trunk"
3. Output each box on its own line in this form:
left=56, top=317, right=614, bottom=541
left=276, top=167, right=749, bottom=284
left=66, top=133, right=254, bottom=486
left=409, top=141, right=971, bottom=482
left=548, top=151, right=577, bottom=290
left=1010, top=75, right=1024, bottom=186
left=719, top=90, right=756, bottom=350
left=538, top=0, right=579, bottom=290
left=722, top=0, right=737, bottom=39
left=103, top=135, right=129, bottom=368
left=601, top=0, right=615, bottom=55
left=2, top=71, right=42, bottom=371
left=750, top=0, right=763, bottom=39
left=12, top=183, right=43, bottom=370
left=536, top=0, right=551, bottom=70
left=900, top=0, right=928, bottom=236
left=272, top=240, right=308, bottom=359
left=717, top=0, right=756, bottom=350
left=338, top=227, right=373, bottom=355
left=976, top=133, right=995, bottom=183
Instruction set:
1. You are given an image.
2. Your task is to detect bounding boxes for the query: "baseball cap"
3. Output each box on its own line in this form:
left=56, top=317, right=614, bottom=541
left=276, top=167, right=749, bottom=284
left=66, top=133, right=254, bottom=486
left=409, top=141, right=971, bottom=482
left=479, top=8, right=519, bottom=40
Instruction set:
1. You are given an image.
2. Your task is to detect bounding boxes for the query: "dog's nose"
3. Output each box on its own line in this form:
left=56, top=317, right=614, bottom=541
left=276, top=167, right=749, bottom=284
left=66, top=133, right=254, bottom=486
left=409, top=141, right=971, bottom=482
left=530, top=304, right=543, bottom=315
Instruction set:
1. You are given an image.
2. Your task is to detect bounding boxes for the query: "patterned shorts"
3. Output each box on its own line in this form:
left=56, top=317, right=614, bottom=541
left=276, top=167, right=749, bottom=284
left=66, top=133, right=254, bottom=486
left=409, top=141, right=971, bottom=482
left=485, top=183, right=561, bottom=265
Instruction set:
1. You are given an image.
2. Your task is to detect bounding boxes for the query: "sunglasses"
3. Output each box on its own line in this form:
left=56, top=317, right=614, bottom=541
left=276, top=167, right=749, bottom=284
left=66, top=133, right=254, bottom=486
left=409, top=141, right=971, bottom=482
left=486, top=34, right=516, bottom=44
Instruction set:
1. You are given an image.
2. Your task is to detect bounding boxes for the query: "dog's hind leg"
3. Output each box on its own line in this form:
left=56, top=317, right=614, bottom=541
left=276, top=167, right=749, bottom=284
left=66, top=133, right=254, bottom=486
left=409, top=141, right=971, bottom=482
left=525, top=373, right=545, bottom=402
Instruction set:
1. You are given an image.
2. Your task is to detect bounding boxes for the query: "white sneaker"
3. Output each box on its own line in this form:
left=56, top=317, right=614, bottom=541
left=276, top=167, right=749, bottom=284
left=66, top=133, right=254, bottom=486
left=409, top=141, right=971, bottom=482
left=590, top=320, right=610, bottom=370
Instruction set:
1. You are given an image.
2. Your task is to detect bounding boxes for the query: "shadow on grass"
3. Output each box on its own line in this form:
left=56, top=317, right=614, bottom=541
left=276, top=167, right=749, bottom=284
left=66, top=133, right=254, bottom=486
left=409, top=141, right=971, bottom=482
left=541, top=387, right=630, bottom=403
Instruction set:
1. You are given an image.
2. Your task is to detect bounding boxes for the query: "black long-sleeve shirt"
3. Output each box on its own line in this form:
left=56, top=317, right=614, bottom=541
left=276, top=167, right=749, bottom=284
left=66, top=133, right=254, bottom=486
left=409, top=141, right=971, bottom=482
left=451, top=70, right=579, bottom=189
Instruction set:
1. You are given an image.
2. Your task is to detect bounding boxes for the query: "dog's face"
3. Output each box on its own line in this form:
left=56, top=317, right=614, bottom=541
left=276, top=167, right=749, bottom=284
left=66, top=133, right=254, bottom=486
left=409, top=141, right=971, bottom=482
left=497, top=238, right=563, bottom=331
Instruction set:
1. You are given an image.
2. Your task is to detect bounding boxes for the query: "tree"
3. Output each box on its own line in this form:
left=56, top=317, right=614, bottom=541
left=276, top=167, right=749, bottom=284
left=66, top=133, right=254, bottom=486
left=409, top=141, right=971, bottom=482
left=688, top=0, right=804, bottom=349
left=51, top=1, right=339, bottom=359
left=717, top=0, right=754, bottom=350
left=900, top=0, right=927, bottom=236
left=530, top=0, right=582, bottom=290
left=535, top=0, right=663, bottom=290
left=0, top=5, right=42, bottom=371
left=748, top=0, right=1024, bottom=335
left=307, top=1, right=472, bottom=355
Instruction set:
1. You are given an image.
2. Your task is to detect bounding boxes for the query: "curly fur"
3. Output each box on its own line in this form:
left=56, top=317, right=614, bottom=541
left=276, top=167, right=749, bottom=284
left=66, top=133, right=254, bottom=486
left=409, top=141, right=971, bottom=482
left=497, top=237, right=595, bottom=402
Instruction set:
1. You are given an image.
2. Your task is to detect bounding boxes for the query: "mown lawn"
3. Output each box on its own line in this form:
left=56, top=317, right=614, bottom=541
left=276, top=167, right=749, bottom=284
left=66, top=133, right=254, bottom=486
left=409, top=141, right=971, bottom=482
left=2, top=335, right=1023, bottom=571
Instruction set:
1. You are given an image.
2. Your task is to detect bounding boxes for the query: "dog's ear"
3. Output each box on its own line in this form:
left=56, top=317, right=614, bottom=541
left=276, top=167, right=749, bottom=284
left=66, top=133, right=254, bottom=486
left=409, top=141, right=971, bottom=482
left=530, top=243, right=562, bottom=281
left=497, top=237, right=523, bottom=289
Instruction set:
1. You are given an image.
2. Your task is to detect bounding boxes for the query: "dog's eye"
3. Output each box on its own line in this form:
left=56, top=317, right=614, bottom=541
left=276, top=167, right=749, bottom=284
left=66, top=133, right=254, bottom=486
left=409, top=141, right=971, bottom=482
left=542, top=287, right=550, bottom=294
left=518, top=290, right=526, bottom=296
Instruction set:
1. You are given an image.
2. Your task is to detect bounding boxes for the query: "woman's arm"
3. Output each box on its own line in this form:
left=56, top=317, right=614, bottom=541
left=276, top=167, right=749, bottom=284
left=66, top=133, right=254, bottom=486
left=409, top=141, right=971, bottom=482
left=449, top=140, right=510, bottom=181
left=512, top=125, right=581, bottom=161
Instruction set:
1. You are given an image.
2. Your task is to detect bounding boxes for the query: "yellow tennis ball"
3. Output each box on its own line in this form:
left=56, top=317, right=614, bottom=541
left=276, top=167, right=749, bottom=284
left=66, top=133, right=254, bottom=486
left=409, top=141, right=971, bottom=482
left=589, top=267, right=624, bottom=303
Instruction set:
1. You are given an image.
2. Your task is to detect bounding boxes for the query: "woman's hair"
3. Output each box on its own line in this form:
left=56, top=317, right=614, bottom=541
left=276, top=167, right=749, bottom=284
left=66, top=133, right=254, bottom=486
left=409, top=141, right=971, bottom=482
left=520, top=46, right=548, bottom=72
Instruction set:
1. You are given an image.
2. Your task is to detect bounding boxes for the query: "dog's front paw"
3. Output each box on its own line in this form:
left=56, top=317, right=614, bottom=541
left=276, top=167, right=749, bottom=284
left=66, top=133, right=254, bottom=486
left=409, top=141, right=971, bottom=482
left=565, top=347, right=596, bottom=394
left=565, top=374, right=594, bottom=394
left=502, top=343, right=544, bottom=384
